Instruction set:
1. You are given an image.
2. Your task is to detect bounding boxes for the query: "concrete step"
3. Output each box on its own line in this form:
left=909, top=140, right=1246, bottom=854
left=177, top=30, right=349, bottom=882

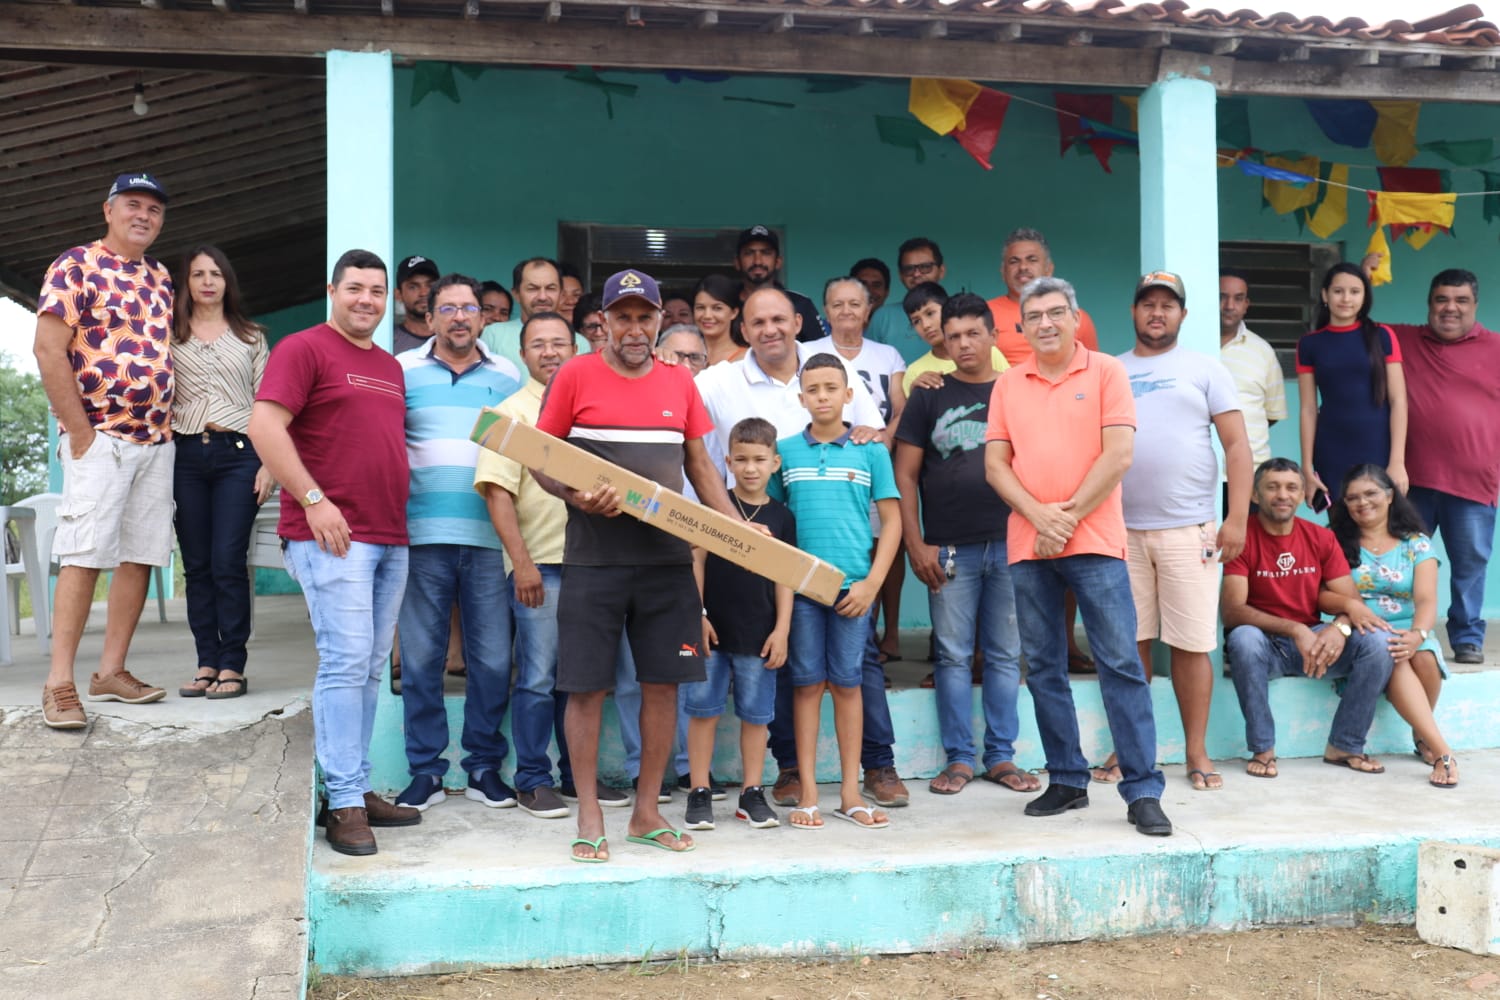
left=310, top=751, right=1500, bottom=977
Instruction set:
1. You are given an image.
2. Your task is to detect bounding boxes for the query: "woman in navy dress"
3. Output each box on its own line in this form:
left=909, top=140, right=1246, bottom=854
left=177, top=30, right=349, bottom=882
left=1296, top=262, right=1408, bottom=504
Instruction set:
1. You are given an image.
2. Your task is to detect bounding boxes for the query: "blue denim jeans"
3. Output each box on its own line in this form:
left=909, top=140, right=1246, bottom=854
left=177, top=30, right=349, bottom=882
left=789, top=593, right=870, bottom=687
left=396, top=544, right=511, bottom=780
left=285, top=540, right=408, bottom=811
left=1010, top=554, right=1164, bottom=803
left=681, top=650, right=777, bottom=725
left=511, top=564, right=562, bottom=793
left=1226, top=624, right=1394, bottom=755
left=929, top=540, right=1023, bottom=770
left=767, top=609, right=896, bottom=772
left=172, top=431, right=261, bottom=673
left=1409, top=486, right=1496, bottom=650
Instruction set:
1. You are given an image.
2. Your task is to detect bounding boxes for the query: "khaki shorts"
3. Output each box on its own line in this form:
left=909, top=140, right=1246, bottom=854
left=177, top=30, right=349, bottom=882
left=1126, top=523, right=1220, bottom=653
left=55, top=431, right=175, bottom=569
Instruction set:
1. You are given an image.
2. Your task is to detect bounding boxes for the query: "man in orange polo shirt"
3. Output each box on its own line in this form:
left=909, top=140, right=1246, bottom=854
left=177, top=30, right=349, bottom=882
left=984, top=275, right=1171, bottom=837
left=987, top=228, right=1100, bottom=367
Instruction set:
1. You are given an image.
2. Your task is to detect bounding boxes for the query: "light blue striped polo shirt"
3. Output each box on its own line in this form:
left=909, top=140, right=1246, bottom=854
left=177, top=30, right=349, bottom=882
left=399, top=340, right=521, bottom=548
left=768, top=425, right=899, bottom=587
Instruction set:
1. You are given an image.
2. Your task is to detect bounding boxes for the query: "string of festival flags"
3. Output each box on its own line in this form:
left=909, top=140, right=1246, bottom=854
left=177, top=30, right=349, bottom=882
left=906, top=78, right=1500, bottom=284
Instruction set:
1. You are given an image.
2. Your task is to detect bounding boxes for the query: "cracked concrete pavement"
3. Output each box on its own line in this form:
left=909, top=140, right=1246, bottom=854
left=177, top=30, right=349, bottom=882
left=0, top=595, right=318, bottom=1000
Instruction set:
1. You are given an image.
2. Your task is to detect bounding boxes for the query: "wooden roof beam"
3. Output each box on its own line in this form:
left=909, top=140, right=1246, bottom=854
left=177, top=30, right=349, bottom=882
left=545, top=2, right=562, bottom=23
left=843, top=17, right=873, bottom=37
left=1398, top=52, right=1443, bottom=68
left=920, top=20, right=946, bottom=40
left=1136, top=30, right=1170, bottom=48
left=763, top=12, right=793, bottom=33
left=1337, top=49, right=1381, bottom=67
left=693, top=9, right=716, bottom=29
left=1211, top=36, right=1240, bottom=55
left=993, top=23, right=1022, bottom=42
left=1066, top=29, right=1091, bottom=46
left=1277, top=43, right=1311, bottom=62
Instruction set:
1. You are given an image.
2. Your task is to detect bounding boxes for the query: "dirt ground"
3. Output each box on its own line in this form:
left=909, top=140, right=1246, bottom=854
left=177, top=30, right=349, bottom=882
left=310, top=925, right=1500, bottom=999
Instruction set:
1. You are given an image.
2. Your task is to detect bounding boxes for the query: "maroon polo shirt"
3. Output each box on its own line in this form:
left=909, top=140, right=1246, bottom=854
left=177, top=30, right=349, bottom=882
left=1391, top=321, right=1500, bottom=506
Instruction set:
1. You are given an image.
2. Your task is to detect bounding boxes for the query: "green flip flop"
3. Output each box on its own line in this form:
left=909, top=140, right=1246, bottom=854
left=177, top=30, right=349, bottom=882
left=569, top=836, right=608, bottom=863
left=626, top=827, right=695, bottom=853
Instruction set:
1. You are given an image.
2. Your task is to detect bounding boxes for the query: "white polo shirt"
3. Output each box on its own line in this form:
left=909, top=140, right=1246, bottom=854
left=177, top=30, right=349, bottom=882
left=695, top=342, right=886, bottom=480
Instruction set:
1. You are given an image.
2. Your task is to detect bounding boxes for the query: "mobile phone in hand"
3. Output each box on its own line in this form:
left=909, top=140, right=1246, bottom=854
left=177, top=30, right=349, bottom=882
left=1310, top=488, right=1331, bottom=513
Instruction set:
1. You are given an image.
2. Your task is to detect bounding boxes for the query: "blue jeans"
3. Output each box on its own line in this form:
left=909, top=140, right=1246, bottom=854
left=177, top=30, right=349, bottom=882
left=789, top=593, right=870, bottom=687
left=1010, top=554, right=1164, bottom=803
left=1226, top=624, right=1394, bottom=755
left=396, top=544, right=511, bottom=779
left=929, top=541, right=1022, bottom=770
left=681, top=650, right=777, bottom=725
left=285, top=540, right=408, bottom=811
left=767, top=608, right=896, bottom=772
left=172, top=431, right=261, bottom=673
left=1409, top=487, right=1496, bottom=649
left=511, top=564, right=562, bottom=793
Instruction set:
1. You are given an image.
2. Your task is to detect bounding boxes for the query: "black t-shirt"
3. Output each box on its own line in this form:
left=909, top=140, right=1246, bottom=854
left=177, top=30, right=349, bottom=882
left=788, top=289, right=830, bottom=343
left=893, top=377, right=1009, bottom=546
left=704, top=496, right=797, bottom=655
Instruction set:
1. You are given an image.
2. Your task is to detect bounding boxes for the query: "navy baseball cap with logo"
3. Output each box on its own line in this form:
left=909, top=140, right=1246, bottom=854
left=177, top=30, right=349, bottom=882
left=1134, top=270, right=1186, bottom=305
left=107, top=172, right=169, bottom=203
left=601, top=269, right=663, bottom=310
left=736, top=225, right=781, bottom=254
left=396, top=255, right=440, bottom=284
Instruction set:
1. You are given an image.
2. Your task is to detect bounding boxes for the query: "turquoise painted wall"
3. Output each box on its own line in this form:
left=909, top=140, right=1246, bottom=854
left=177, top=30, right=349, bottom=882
left=256, top=298, right=327, bottom=345
left=388, top=67, right=1500, bottom=622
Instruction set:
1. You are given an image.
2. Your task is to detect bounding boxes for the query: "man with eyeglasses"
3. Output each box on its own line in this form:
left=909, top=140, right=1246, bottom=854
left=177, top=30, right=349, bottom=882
left=984, top=275, right=1172, bottom=837
left=868, top=237, right=949, bottom=364
left=986, top=228, right=1100, bottom=368
left=657, top=323, right=710, bottom=375
left=735, top=225, right=827, bottom=343
left=392, top=273, right=524, bottom=816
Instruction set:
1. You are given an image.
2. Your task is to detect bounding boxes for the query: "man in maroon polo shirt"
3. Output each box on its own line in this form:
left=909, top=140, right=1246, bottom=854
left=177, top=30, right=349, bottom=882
left=1383, top=267, right=1499, bottom=665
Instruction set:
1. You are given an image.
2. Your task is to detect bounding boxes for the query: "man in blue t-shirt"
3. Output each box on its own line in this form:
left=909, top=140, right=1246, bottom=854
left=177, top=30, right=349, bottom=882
left=894, top=293, right=1037, bottom=798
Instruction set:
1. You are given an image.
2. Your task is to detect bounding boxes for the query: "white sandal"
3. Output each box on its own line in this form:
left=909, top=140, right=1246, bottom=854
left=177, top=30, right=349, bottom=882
left=789, top=805, right=823, bottom=830
left=833, top=803, right=889, bottom=829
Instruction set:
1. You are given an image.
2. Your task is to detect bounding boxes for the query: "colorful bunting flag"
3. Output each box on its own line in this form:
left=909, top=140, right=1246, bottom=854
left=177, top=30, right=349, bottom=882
left=950, top=87, right=1011, bottom=170
left=1378, top=167, right=1451, bottom=245
left=1054, top=93, right=1124, bottom=173
left=1365, top=227, right=1394, bottom=287
left=875, top=115, right=931, bottom=163
left=1420, top=139, right=1495, bottom=166
left=1119, top=95, right=1139, bottom=134
left=909, top=78, right=983, bottom=136
left=1366, top=190, right=1457, bottom=277
left=1304, top=100, right=1377, bottom=149
left=1306, top=163, right=1350, bottom=238
left=1260, top=155, right=1321, bottom=215
left=1371, top=100, right=1421, bottom=166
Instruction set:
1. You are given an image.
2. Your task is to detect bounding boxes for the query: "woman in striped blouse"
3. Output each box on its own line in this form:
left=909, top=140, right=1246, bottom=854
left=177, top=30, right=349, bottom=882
left=171, top=246, right=273, bottom=700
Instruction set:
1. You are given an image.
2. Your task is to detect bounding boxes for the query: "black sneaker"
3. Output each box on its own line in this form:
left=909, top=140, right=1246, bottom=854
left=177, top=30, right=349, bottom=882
left=677, top=772, right=727, bottom=801
left=559, top=780, right=632, bottom=806
left=684, top=787, right=715, bottom=830
left=1454, top=643, right=1484, bottom=665
left=633, top=775, right=673, bottom=804
left=735, top=786, right=779, bottom=829
left=1023, top=783, right=1089, bottom=817
left=465, top=770, right=518, bottom=808
left=395, top=774, right=446, bottom=812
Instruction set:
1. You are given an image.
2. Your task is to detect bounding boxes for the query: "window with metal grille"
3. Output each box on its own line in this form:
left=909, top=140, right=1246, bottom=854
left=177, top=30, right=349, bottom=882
left=557, top=223, right=772, bottom=296
left=1220, top=239, right=1342, bottom=379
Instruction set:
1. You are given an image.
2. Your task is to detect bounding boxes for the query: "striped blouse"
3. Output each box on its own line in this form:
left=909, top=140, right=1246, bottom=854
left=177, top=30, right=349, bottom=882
left=170, top=330, right=269, bottom=434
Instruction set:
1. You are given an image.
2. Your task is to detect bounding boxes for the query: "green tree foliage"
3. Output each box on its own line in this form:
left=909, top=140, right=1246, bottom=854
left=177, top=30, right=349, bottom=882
left=0, top=355, right=49, bottom=506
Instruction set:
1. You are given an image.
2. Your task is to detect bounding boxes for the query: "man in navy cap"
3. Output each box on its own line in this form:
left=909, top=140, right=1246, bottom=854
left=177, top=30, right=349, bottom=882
left=33, top=172, right=175, bottom=729
left=392, top=255, right=440, bottom=354
left=534, top=268, right=743, bottom=862
left=735, top=225, right=827, bottom=342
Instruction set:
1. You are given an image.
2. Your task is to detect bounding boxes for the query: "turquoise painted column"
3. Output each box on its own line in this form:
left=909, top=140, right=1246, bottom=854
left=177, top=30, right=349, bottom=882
left=1138, top=75, right=1219, bottom=356
left=326, top=50, right=395, bottom=352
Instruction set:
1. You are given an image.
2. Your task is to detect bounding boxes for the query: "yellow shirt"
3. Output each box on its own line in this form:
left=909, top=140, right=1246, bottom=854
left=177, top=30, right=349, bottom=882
left=473, top=378, right=567, bottom=571
left=902, top=347, right=1010, bottom=395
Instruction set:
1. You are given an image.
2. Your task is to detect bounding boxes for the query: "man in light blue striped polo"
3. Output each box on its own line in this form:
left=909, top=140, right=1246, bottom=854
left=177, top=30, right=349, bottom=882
left=393, top=273, right=523, bottom=813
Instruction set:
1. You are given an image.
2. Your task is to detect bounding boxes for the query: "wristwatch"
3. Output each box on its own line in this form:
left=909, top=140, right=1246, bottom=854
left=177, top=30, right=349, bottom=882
left=299, top=488, right=325, bottom=508
left=1416, top=628, right=1432, bottom=641
left=1334, top=621, right=1352, bottom=638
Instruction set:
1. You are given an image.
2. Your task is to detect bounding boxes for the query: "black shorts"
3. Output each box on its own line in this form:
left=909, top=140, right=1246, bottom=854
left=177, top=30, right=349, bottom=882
left=556, top=564, right=706, bottom=692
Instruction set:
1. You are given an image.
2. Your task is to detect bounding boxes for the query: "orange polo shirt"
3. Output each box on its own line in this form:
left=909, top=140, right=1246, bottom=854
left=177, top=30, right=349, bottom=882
left=987, top=294, right=1100, bottom=368
left=986, top=344, right=1135, bottom=564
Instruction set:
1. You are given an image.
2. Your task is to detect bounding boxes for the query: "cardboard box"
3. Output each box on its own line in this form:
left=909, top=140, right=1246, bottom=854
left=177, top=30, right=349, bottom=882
left=472, top=409, right=845, bottom=606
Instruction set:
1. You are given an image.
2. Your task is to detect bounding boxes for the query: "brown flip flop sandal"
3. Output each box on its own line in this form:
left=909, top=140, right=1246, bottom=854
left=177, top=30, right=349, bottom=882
left=928, top=764, right=973, bottom=795
left=981, top=763, right=1041, bottom=792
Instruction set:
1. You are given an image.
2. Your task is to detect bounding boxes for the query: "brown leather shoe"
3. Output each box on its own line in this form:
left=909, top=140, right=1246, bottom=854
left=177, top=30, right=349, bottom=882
left=771, top=769, right=802, bottom=807
left=326, top=807, right=377, bottom=856
left=363, top=792, right=421, bottom=827
left=863, top=766, right=910, bottom=807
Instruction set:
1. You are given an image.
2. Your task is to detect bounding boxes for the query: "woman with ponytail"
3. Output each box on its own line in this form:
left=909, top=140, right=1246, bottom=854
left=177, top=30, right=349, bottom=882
left=1296, top=262, right=1408, bottom=506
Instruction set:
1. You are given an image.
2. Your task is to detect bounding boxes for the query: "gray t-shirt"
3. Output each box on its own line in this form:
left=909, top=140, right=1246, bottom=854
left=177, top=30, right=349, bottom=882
left=1118, top=345, right=1240, bottom=530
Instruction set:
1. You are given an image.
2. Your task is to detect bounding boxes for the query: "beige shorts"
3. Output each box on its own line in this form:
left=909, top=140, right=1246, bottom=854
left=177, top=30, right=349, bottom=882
left=55, top=431, right=175, bottom=569
left=1126, top=523, right=1220, bottom=653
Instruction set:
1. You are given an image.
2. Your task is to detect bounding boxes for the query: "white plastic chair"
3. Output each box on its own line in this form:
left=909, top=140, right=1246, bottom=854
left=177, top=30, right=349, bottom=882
left=3, top=504, right=52, bottom=663
left=12, top=492, right=167, bottom=637
left=246, top=491, right=285, bottom=637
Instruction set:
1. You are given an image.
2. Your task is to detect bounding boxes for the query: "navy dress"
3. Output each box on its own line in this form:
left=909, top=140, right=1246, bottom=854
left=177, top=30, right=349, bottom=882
left=1295, top=322, right=1401, bottom=490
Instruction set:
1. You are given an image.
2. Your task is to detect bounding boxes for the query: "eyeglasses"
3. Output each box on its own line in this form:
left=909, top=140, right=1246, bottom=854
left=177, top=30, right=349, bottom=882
left=435, top=304, right=481, bottom=317
left=580, top=322, right=603, bottom=334
left=899, top=261, right=939, bottom=277
left=668, top=350, right=708, bottom=367
left=1021, top=306, right=1072, bottom=325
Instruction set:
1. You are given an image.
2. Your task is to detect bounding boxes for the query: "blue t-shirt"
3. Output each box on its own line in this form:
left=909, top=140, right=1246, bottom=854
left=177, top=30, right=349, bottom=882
left=866, top=302, right=929, bottom=365
left=768, top=426, right=899, bottom=587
